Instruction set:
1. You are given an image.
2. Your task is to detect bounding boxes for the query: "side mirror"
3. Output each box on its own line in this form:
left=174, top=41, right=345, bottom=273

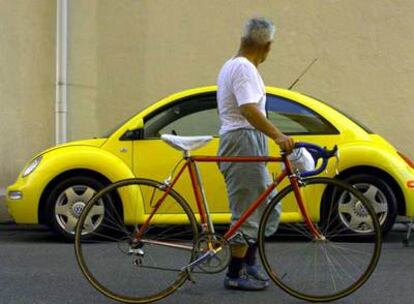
left=120, top=128, right=144, bottom=141
left=120, top=118, right=144, bottom=141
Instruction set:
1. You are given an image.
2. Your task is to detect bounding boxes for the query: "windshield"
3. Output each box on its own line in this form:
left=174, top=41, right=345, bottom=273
left=304, top=94, right=374, bottom=134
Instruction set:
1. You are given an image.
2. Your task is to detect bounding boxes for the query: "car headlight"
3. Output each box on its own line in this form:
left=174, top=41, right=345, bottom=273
left=22, top=156, right=43, bottom=177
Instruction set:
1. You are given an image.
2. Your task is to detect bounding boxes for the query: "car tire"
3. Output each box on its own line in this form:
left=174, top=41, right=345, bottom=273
left=342, top=174, right=397, bottom=235
left=321, top=174, right=397, bottom=235
left=45, top=176, right=109, bottom=241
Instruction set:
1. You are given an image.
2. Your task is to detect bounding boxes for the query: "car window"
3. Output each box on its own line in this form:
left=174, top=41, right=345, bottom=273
left=266, top=95, right=339, bottom=135
left=144, top=93, right=338, bottom=138
left=144, top=94, right=219, bottom=138
left=303, top=94, right=374, bottom=134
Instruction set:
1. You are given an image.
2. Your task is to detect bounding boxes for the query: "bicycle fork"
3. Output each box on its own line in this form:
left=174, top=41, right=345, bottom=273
left=290, top=175, right=326, bottom=241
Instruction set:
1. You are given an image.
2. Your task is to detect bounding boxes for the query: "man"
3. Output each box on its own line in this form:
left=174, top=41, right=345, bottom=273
left=217, top=17, right=295, bottom=291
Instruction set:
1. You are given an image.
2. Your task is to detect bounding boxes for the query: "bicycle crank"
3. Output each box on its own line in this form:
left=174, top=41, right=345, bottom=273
left=191, top=234, right=231, bottom=274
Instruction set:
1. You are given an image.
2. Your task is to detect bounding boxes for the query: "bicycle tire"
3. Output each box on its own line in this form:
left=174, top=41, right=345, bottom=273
left=258, top=177, right=382, bottom=302
left=74, top=178, right=199, bottom=304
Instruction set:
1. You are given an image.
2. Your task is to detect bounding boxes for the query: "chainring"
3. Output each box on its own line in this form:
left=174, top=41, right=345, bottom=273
left=194, top=234, right=231, bottom=274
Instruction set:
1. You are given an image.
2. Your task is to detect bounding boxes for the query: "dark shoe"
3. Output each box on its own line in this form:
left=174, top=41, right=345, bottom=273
left=245, top=263, right=269, bottom=281
left=224, top=274, right=269, bottom=291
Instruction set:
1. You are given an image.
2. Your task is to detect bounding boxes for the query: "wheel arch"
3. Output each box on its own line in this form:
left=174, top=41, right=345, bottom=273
left=335, top=166, right=406, bottom=216
left=38, top=169, right=118, bottom=225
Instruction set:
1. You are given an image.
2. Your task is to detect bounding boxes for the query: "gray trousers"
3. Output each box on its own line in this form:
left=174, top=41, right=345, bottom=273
left=218, top=129, right=281, bottom=243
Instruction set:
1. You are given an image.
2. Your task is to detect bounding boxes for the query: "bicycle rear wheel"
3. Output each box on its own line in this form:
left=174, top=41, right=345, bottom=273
left=74, top=178, right=198, bottom=304
left=258, top=177, right=382, bottom=302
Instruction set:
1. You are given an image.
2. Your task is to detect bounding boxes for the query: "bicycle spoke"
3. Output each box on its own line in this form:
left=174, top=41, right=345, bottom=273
left=278, top=223, right=313, bottom=239
left=322, top=245, right=338, bottom=292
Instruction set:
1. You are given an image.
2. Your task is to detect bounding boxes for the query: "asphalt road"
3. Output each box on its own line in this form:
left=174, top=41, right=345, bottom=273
left=0, top=224, right=413, bottom=304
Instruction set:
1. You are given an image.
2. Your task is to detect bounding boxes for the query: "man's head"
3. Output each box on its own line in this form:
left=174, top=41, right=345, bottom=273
left=240, top=17, right=276, bottom=64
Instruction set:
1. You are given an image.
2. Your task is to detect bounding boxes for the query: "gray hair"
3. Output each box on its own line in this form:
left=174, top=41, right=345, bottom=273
left=242, top=17, right=276, bottom=45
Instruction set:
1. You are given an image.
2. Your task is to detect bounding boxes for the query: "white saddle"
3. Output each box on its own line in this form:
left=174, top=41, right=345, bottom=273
left=161, top=134, right=213, bottom=152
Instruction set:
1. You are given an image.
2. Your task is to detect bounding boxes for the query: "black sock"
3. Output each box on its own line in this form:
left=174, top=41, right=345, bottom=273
left=227, top=257, right=244, bottom=278
left=245, top=244, right=257, bottom=266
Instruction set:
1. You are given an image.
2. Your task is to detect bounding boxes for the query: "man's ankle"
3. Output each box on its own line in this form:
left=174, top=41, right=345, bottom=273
left=227, top=257, right=244, bottom=279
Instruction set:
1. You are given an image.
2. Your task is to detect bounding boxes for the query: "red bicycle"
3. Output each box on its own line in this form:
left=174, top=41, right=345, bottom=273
left=74, top=135, right=382, bottom=304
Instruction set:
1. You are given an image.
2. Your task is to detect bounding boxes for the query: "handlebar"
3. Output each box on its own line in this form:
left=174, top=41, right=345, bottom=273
left=290, top=142, right=338, bottom=177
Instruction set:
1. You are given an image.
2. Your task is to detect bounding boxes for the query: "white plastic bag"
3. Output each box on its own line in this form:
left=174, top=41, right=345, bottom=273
left=284, top=147, right=315, bottom=173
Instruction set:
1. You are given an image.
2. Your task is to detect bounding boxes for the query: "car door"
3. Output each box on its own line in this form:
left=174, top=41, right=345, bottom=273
left=132, top=93, right=229, bottom=216
left=266, top=94, right=340, bottom=219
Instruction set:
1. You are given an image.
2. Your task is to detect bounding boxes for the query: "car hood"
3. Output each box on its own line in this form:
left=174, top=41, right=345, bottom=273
left=34, top=138, right=108, bottom=159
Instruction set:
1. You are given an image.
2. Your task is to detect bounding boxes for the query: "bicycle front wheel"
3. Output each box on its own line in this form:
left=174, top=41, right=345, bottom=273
left=74, top=178, right=198, bottom=304
left=258, top=177, right=382, bottom=302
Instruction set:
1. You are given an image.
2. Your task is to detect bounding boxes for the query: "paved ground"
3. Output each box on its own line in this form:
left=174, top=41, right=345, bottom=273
left=0, top=224, right=413, bottom=304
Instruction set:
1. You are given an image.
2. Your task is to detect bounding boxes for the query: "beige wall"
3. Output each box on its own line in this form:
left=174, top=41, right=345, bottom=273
left=0, top=0, right=55, bottom=187
left=1, top=0, right=414, bottom=188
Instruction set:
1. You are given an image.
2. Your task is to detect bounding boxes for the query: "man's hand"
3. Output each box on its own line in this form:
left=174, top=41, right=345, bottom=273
left=274, top=134, right=295, bottom=154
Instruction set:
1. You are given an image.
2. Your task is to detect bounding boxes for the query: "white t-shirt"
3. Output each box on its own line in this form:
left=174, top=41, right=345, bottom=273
left=217, top=57, right=266, bottom=135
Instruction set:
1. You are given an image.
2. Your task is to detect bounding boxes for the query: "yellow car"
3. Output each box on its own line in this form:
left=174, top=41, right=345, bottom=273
left=6, top=86, right=414, bottom=240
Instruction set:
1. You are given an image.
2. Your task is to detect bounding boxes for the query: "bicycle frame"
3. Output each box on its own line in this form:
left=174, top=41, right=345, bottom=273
left=136, top=153, right=324, bottom=242
left=75, top=142, right=382, bottom=304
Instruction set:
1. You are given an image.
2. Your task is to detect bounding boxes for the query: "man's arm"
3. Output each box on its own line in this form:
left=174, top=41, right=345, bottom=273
left=240, top=103, right=295, bottom=152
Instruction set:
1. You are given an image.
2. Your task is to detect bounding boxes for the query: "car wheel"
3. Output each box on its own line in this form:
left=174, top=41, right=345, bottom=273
left=341, top=174, right=397, bottom=235
left=45, top=176, right=108, bottom=241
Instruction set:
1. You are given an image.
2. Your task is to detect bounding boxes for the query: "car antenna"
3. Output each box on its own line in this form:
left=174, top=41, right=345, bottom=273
left=288, top=58, right=318, bottom=90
